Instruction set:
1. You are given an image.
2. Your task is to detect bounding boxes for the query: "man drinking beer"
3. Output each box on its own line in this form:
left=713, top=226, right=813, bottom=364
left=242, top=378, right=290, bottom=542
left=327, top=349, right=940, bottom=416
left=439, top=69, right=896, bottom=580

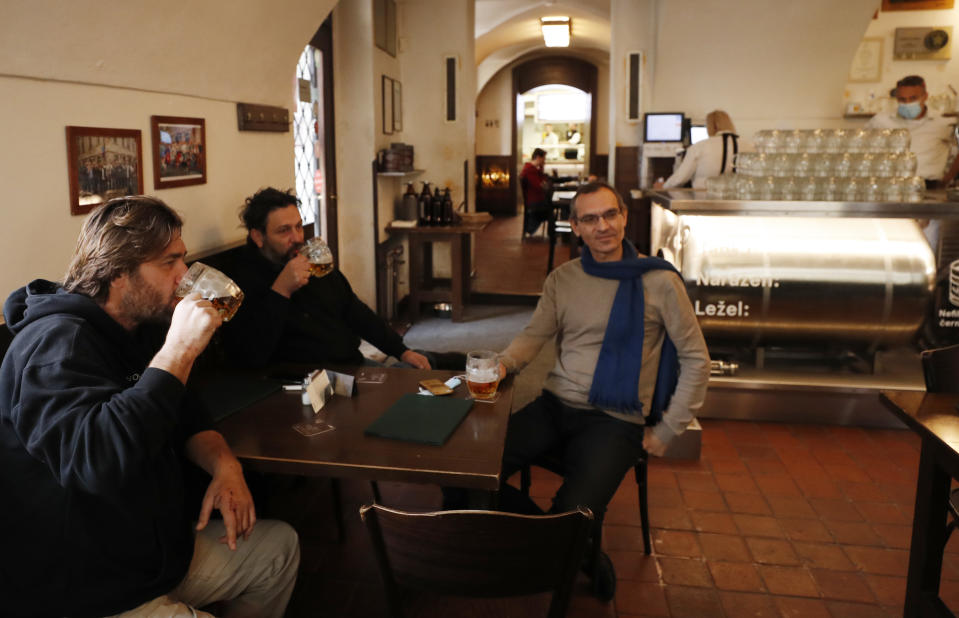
left=223, top=187, right=432, bottom=369
left=0, top=196, right=299, bottom=617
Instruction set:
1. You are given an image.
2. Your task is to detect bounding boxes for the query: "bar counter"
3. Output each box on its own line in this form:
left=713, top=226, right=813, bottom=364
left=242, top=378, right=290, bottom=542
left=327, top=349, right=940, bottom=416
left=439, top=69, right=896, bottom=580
left=647, top=187, right=959, bottom=218
left=643, top=188, right=959, bottom=427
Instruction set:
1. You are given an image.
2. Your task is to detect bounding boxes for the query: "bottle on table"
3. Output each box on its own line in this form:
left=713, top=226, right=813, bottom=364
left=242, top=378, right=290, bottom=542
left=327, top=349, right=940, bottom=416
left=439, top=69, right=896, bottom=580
left=442, top=188, right=454, bottom=225
left=400, top=182, right=418, bottom=221
left=431, top=187, right=443, bottom=226
left=418, top=182, right=431, bottom=226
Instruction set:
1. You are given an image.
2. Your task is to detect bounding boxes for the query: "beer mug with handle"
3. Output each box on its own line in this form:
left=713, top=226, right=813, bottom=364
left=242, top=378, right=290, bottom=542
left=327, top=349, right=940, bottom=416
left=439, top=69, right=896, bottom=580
left=174, top=262, right=245, bottom=322
left=466, top=350, right=501, bottom=402
left=301, top=236, right=334, bottom=278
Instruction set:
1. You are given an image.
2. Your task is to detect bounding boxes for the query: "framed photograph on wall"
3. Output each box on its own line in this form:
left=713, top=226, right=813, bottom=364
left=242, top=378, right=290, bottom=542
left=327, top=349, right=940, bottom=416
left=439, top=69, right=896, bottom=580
left=151, top=115, right=206, bottom=189
left=392, top=79, right=403, bottom=132
left=882, top=0, right=954, bottom=10
left=382, top=75, right=394, bottom=135
left=65, top=126, right=144, bottom=216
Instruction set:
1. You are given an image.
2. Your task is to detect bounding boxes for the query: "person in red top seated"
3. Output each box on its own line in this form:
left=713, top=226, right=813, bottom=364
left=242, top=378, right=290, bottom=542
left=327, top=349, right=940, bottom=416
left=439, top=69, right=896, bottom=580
left=521, top=147, right=550, bottom=234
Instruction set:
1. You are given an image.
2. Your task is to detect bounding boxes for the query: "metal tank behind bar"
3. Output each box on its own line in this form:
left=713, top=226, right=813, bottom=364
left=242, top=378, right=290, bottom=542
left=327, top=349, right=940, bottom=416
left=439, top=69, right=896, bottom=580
left=650, top=200, right=937, bottom=350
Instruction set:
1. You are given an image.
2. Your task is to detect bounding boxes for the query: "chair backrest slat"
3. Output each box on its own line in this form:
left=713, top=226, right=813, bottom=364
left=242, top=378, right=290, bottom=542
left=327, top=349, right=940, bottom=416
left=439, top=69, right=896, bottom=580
left=921, top=343, right=959, bottom=393
left=360, top=504, right=592, bottom=618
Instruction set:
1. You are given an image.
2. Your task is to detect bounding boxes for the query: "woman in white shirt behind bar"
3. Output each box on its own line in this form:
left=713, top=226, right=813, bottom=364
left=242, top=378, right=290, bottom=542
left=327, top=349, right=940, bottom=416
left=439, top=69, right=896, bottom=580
left=657, top=110, right=747, bottom=189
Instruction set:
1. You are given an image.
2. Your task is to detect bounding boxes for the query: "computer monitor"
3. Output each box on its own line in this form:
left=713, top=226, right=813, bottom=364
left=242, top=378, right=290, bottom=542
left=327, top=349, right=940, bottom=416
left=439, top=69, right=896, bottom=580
left=644, top=112, right=685, bottom=142
left=689, top=125, right=709, bottom=145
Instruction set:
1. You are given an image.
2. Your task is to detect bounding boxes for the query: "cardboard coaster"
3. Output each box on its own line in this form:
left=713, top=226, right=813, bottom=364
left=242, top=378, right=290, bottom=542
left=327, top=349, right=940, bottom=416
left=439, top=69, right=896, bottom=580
left=355, top=369, right=387, bottom=384
left=469, top=391, right=501, bottom=404
left=292, top=420, right=335, bottom=437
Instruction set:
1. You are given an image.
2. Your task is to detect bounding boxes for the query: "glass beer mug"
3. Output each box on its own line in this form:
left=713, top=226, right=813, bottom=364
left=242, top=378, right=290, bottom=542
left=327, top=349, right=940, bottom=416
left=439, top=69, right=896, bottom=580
left=301, top=236, right=334, bottom=278
left=174, top=262, right=245, bottom=321
left=466, top=350, right=502, bottom=402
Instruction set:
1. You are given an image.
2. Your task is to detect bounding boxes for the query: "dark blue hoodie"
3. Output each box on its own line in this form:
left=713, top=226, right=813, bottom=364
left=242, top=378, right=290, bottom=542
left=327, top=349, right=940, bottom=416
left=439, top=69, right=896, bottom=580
left=0, top=280, right=210, bottom=618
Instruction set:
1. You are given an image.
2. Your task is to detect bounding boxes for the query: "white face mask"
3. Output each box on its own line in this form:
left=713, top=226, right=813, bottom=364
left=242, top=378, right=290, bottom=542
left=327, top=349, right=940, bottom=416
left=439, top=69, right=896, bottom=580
left=898, top=101, right=922, bottom=120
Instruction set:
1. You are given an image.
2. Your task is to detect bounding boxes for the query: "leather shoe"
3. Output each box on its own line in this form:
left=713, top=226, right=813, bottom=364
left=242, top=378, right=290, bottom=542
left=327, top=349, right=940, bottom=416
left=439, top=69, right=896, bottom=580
left=582, top=549, right=616, bottom=602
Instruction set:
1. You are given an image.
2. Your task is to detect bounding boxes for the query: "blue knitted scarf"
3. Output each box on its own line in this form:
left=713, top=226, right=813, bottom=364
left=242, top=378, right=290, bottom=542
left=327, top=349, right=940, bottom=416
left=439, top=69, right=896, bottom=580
left=581, top=240, right=681, bottom=422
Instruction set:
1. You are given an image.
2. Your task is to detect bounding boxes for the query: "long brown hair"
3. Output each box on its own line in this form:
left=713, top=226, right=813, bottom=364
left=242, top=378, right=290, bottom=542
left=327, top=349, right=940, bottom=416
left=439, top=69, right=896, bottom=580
left=63, top=196, right=183, bottom=302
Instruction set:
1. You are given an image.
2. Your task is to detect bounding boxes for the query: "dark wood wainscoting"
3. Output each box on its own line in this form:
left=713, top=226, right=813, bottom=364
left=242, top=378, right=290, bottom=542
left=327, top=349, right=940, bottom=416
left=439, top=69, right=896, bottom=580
left=613, top=146, right=639, bottom=200
left=593, top=154, right=609, bottom=181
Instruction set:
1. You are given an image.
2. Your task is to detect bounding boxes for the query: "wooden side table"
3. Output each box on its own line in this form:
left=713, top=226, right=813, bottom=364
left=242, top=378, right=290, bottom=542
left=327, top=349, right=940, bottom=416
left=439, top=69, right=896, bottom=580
left=387, top=221, right=488, bottom=322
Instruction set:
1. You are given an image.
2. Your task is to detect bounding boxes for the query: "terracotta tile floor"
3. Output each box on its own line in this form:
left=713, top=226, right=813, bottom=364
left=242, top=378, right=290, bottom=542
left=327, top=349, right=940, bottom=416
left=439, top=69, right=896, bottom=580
left=272, top=417, right=959, bottom=617
left=471, top=212, right=573, bottom=296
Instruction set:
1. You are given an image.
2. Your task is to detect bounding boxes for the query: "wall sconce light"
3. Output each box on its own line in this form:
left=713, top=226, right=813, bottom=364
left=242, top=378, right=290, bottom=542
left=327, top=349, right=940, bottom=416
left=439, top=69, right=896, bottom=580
left=541, top=16, right=570, bottom=48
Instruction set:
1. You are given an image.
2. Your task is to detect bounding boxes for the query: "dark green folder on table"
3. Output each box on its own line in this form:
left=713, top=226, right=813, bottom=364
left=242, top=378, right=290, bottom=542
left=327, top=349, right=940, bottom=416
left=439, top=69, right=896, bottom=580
left=365, top=393, right=474, bottom=446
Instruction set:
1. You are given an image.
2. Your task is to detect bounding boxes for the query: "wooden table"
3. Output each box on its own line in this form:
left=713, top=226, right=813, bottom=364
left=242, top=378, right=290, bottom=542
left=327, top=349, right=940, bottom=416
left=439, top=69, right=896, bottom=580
left=216, top=368, right=513, bottom=498
left=387, top=221, right=488, bottom=322
left=880, top=390, right=959, bottom=618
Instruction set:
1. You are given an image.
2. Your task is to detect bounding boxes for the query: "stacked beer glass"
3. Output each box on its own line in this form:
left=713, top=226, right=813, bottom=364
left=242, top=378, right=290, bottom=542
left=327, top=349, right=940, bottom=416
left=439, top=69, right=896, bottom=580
left=706, top=128, right=924, bottom=203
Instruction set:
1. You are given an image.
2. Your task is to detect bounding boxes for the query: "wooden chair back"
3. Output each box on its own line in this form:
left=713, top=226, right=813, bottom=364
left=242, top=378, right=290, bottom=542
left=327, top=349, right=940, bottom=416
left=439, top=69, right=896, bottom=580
left=520, top=175, right=530, bottom=208
left=359, top=503, right=592, bottom=618
left=921, top=343, right=959, bottom=393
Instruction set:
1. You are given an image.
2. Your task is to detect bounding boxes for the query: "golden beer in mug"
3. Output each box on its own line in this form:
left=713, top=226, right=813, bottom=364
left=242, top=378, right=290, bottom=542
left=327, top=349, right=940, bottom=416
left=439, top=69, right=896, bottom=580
left=302, top=236, right=334, bottom=279
left=174, top=262, right=245, bottom=322
left=309, top=261, right=334, bottom=278
left=208, top=294, right=244, bottom=322
left=466, top=350, right=501, bottom=401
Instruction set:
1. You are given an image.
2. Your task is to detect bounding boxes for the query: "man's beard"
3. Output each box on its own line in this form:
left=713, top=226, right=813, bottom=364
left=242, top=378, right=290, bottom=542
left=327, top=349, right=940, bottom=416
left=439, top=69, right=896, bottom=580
left=262, top=241, right=301, bottom=265
left=118, top=270, right=174, bottom=326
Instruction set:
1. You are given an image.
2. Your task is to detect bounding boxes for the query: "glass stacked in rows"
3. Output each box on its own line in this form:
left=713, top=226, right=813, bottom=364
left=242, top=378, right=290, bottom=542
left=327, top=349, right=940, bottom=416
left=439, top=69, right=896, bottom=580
left=706, top=128, right=924, bottom=203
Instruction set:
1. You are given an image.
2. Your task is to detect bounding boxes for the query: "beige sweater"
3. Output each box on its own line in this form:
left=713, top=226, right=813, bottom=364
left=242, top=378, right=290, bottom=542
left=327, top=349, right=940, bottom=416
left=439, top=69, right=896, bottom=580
left=501, top=258, right=710, bottom=445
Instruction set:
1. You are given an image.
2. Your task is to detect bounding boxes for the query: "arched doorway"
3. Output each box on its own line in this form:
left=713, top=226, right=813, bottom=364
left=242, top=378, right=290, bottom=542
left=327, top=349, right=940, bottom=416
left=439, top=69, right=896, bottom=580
left=512, top=55, right=600, bottom=207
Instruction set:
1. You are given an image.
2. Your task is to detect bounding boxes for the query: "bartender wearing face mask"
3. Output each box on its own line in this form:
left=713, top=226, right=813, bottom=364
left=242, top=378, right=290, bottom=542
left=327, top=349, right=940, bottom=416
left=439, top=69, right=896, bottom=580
left=867, top=75, right=954, bottom=188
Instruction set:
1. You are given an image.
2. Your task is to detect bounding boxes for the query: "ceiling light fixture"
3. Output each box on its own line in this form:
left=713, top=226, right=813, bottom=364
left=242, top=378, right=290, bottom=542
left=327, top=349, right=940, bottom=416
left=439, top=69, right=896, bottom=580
left=541, top=16, right=570, bottom=48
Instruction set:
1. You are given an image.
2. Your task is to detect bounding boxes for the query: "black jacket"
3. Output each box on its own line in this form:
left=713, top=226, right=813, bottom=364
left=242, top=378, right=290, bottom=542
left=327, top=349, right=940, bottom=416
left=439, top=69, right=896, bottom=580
left=222, top=243, right=407, bottom=367
left=0, top=280, right=209, bottom=617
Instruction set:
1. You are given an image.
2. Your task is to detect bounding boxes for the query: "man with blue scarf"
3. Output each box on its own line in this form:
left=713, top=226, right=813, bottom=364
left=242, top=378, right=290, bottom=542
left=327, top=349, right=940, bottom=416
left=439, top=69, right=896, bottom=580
left=497, top=182, right=709, bottom=599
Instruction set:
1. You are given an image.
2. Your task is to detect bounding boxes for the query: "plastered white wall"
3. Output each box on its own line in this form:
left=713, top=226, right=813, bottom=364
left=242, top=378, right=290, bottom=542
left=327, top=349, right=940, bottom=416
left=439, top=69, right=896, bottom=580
left=0, top=76, right=293, bottom=300
left=374, top=26, right=404, bottom=247
left=0, top=0, right=336, bottom=305
left=651, top=0, right=876, bottom=141
left=845, top=8, right=959, bottom=119
left=333, top=0, right=378, bottom=305
left=0, top=0, right=336, bottom=106
left=475, top=69, right=514, bottom=155
left=609, top=0, right=656, bottom=167
left=397, top=0, right=476, bottom=279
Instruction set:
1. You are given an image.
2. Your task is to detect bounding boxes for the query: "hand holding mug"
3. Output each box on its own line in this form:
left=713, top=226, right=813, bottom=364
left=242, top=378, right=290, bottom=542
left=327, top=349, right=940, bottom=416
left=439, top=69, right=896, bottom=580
left=272, top=254, right=311, bottom=298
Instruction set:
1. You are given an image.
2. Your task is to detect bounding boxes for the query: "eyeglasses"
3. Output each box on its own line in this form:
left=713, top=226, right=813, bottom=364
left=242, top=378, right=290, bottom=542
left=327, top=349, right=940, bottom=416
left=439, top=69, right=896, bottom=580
left=574, top=208, right=622, bottom=226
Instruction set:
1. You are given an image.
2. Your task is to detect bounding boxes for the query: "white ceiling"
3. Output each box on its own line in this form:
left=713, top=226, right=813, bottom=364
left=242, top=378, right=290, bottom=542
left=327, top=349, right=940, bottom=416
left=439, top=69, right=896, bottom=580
left=474, top=0, right=611, bottom=66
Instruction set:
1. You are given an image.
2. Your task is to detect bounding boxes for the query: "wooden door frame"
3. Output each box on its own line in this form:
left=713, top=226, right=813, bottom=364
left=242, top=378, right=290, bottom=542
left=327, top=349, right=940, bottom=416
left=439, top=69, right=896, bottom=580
left=310, top=17, right=338, bottom=264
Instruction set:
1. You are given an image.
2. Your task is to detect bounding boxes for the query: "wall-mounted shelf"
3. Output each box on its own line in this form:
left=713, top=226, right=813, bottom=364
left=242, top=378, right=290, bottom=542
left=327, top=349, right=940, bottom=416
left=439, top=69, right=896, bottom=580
left=377, top=169, right=425, bottom=177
